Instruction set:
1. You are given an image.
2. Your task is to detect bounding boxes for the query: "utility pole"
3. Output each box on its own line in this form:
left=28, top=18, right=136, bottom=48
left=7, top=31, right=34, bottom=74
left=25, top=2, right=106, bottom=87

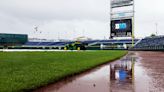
left=58, top=32, right=60, bottom=41
left=82, top=29, right=85, bottom=37
left=155, top=23, right=158, bottom=36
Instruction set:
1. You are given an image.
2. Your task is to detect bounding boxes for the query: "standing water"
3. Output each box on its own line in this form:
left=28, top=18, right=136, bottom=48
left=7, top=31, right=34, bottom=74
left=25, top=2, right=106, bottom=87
left=35, top=51, right=164, bottom=92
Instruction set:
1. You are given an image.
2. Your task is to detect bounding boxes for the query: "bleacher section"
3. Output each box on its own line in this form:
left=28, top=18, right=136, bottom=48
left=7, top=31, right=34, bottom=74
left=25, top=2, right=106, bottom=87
left=133, top=36, right=164, bottom=50
left=0, top=39, right=139, bottom=50
left=23, top=39, right=139, bottom=50
left=24, top=42, right=74, bottom=46
left=98, top=39, right=139, bottom=43
left=24, top=39, right=139, bottom=47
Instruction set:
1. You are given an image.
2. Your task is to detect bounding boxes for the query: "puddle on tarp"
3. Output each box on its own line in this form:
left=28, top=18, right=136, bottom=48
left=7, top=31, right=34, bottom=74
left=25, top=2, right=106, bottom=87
left=34, top=51, right=164, bottom=92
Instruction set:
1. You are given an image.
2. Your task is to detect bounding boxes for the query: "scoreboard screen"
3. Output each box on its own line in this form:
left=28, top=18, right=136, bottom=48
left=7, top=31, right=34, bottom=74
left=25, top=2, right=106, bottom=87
left=115, top=23, right=127, bottom=29
left=110, top=19, right=132, bottom=37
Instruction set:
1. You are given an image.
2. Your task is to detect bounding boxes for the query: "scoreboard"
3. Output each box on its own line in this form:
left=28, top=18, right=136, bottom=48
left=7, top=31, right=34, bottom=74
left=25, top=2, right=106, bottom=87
left=110, top=19, right=132, bottom=37
left=111, top=0, right=133, bottom=8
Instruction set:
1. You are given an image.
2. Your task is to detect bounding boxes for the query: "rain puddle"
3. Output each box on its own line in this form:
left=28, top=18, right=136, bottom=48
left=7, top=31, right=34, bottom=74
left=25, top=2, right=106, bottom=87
left=35, top=51, right=164, bottom=92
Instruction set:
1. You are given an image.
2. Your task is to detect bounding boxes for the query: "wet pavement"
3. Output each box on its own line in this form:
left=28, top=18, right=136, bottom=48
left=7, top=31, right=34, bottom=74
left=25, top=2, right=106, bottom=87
left=35, top=51, right=164, bottom=92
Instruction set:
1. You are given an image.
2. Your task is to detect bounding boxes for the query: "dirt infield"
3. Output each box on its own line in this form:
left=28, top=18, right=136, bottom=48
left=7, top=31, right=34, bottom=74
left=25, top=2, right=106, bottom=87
left=34, top=51, right=164, bottom=92
left=137, top=51, right=164, bottom=92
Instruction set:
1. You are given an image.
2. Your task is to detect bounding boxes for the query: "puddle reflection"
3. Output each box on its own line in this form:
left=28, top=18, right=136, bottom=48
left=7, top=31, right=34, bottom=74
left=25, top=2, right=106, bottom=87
left=109, top=54, right=136, bottom=92
left=35, top=52, right=164, bottom=92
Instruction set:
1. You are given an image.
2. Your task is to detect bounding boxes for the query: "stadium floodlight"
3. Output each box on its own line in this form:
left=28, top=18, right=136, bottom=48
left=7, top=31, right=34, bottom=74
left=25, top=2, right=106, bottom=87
left=111, top=0, right=133, bottom=8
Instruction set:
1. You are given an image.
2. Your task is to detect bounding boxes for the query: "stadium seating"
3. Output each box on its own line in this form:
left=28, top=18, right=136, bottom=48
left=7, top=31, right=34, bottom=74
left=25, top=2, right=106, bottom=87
left=24, top=42, right=40, bottom=46
left=24, top=41, right=74, bottom=46
left=24, top=39, right=139, bottom=47
left=99, top=39, right=139, bottom=43
left=83, top=40, right=99, bottom=44
left=133, top=36, right=164, bottom=50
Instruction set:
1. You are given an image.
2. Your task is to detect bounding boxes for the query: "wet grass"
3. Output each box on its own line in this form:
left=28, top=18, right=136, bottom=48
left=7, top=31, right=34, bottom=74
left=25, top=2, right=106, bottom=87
left=0, top=50, right=127, bottom=92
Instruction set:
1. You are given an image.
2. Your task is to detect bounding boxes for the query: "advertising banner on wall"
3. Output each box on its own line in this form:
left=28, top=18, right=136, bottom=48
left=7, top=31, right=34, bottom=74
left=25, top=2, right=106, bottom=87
left=111, top=11, right=133, bottom=19
left=110, top=19, right=132, bottom=37
left=111, top=0, right=133, bottom=8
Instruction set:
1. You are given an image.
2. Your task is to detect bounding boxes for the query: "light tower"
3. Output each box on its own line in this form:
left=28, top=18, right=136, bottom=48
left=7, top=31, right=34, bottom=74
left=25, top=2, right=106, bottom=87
left=110, top=0, right=135, bottom=47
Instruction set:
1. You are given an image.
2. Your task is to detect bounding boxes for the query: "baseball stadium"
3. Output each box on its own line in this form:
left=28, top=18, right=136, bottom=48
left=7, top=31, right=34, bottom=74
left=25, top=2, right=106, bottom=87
left=0, top=0, right=164, bottom=92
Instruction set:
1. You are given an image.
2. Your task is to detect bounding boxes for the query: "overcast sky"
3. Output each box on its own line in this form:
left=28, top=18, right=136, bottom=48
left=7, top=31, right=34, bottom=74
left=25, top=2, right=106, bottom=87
left=0, top=0, right=164, bottom=40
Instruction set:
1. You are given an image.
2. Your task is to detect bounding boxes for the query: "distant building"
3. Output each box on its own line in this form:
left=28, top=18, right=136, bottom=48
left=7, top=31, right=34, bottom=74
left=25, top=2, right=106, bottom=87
left=0, top=33, right=28, bottom=47
left=74, top=36, right=92, bottom=41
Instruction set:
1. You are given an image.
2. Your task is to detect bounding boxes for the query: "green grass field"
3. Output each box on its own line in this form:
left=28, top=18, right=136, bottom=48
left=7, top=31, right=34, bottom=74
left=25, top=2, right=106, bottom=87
left=0, top=50, right=127, bottom=92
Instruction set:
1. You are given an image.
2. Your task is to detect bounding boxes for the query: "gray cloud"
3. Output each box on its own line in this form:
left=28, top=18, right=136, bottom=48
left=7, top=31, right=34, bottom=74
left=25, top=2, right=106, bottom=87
left=0, top=0, right=109, bottom=21
left=0, top=0, right=164, bottom=39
